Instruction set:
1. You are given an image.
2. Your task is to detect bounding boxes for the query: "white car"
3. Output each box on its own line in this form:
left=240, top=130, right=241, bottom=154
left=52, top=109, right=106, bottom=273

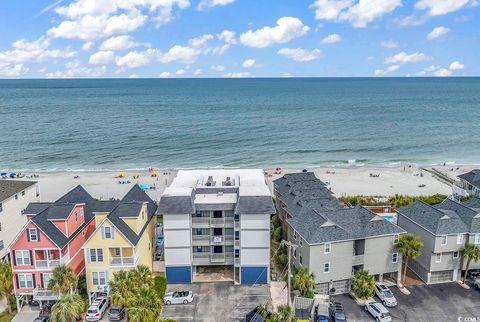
left=364, top=301, right=392, bottom=322
left=375, top=283, right=397, bottom=307
left=85, top=297, right=109, bottom=321
left=163, top=290, right=194, bottom=305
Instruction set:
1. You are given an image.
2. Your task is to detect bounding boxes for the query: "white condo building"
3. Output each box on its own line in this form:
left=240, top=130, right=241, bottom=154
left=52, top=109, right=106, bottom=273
left=158, top=169, right=275, bottom=284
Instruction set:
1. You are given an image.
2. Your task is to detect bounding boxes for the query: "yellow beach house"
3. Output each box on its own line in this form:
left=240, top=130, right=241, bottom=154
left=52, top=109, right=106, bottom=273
left=83, top=185, right=157, bottom=303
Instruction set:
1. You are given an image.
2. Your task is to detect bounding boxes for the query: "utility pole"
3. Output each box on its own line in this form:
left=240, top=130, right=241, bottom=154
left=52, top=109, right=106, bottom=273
left=281, top=240, right=297, bottom=308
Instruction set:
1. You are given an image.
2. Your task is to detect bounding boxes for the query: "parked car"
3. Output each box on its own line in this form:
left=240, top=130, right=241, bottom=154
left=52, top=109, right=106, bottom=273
left=314, top=303, right=329, bottom=322
left=33, top=316, right=50, bottom=322
left=108, top=305, right=125, bottom=321
left=86, top=297, right=109, bottom=321
left=328, top=302, right=347, bottom=322
left=473, top=278, right=480, bottom=290
left=164, top=290, right=194, bottom=305
left=375, top=282, right=397, bottom=307
left=364, top=301, right=392, bottom=322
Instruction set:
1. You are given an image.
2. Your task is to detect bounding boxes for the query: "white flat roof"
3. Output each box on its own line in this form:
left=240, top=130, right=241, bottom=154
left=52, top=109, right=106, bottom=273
left=163, top=169, right=271, bottom=197
left=195, top=193, right=237, bottom=204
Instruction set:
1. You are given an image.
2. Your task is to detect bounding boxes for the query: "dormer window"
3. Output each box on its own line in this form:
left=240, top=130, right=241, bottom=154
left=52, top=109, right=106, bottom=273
left=102, top=226, right=114, bottom=239
left=28, top=228, right=38, bottom=242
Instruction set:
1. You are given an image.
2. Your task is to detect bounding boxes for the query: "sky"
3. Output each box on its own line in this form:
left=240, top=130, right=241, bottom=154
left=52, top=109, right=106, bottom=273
left=0, top=0, right=478, bottom=78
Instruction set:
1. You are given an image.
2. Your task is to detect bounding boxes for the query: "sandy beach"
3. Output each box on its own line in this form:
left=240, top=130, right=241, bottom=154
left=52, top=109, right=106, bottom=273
left=9, top=164, right=478, bottom=202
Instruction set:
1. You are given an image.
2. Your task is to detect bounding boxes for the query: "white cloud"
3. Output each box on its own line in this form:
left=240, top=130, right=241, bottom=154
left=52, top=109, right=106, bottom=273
left=223, top=72, right=251, bottom=78
left=46, top=61, right=106, bottom=78
left=433, top=68, right=452, bottom=77
left=100, top=35, right=138, bottom=51
left=384, top=51, right=429, bottom=64
left=198, top=0, right=235, bottom=11
left=210, top=65, right=225, bottom=72
left=242, top=59, right=256, bottom=68
left=217, top=30, right=237, bottom=44
left=310, top=0, right=402, bottom=28
left=320, top=33, right=341, bottom=44
left=240, top=17, right=310, bottom=48
left=0, top=64, right=29, bottom=77
left=392, top=14, right=428, bottom=27
left=449, top=61, right=465, bottom=70
left=116, top=51, right=150, bottom=68
left=157, top=45, right=201, bottom=64
left=159, top=71, right=173, bottom=78
left=374, top=64, right=400, bottom=76
left=381, top=40, right=398, bottom=49
left=193, top=68, right=202, bottom=76
left=89, top=50, right=115, bottom=64
left=277, top=48, right=321, bottom=62
left=188, top=34, right=214, bottom=47
left=82, top=41, right=94, bottom=51
left=427, top=26, right=451, bottom=40
left=175, top=68, right=186, bottom=75
left=415, top=0, right=477, bottom=16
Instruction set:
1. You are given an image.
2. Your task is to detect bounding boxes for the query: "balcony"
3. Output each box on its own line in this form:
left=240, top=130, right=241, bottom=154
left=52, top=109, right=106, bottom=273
left=352, top=254, right=364, bottom=266
left=211, top=253, right=225, bottom=262
left=192, top=217, right=210, bottom=226
left=234, top=257, right=240, bottom=265
left=35, top=253, right=69, bottom=269
left=192, top=235, right=210, bottom=245
left=225, top=217, right=234, bottom=228
left=210, top=218, right=225, bottom=226
left=211, top=235, right=224, bottom=244
left=234, top=221, right=240, bottom=229
left=110, top=255, right=137, bottom=267
left=225, top=235, right=234, bottom=245
left=234, top=240, right=240, bottom=247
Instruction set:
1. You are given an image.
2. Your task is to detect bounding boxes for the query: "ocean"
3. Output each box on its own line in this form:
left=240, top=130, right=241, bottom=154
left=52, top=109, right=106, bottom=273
left=0, top=77, right=479, bottom=171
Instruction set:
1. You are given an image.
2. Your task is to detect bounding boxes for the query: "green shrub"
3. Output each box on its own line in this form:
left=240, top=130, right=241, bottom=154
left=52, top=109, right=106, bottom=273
left=305, top=289, right=314, bottom=299
left=276, top=254, right=288, bottom=267
left=351, top=270, right=375, bottom=299
left=271, top=215, right=282, bottom=229
left=273, top=227, right=282, bottom=242
left=154, top=276, right=167, bottom=298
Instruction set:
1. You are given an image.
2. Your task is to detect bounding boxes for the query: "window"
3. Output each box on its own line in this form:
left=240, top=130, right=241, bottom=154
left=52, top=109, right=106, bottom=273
left=213, top=211, right=223, bottom=218
left=234, top=249, right=240, bottom=258
left=15, top=250, right=31, bottom=265
left=82, top=231, right=86, bottom=237
left=15, top=194, right=18, bottom=200
left=92, top=272, right=107, bottom=286
left=392, top=253, right=398, bottom=263
left=293, top=231, right=297, bottom=240
left=475, top=234, right=480, bottom=245
left=28, top=229, right=38, bottom=242
left=300, top=238, right=303, bottom=246
left=441, top=235, right=447, bottom=246
left=103, top=226, right=113, bottom=239
left=17, top=274, right=34, bottom=288
left=393, top=234, right=399, bottom=244
left=89, top=248, right=104, bottom=262
left=234, top=213, right=240, bottom=221
left=22, top=191, right=25, bottom=196
left=234, top=231, right=240, bottom=240
left=435, top=253, right=442, bottom=263
left=299, top=255, right=303, bottom=265
left=42, top=273, right=52, bottom=288
left=293, top=249, right=296, bottom=258
left=74, top=212, right=78, bottom=223
left=453, top=251, right=459, bottom=259
left=324, top=243, right=331, bottom=254
left=114, top=248, right=121, bottom=257
left=457, top=234, right=464, bottom=245
left=324, top=263, right=330, bottom=273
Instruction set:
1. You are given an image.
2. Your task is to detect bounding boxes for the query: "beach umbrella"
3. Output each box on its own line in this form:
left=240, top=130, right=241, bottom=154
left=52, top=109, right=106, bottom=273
left=117, top=172, right=125, bottom=178
left=10, top=172, right=16, bottom=178
left=139, top=184, right=150, bottom=190
left=1, top=172, right=6, bottom=177
left=150, top=171, right=158, bottom=177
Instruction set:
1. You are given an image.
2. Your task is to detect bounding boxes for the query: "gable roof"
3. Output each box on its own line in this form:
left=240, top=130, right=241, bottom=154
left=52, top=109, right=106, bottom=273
left=434, top=198, right=480, bottom=233
left=462, top=197, right=480, bottom=211
left=0, top=180, right=36, bottom=201
left=105, top=185, right=158, bottom=246
left=458, top=170, right=480, bottom=188
left=397, top=200, right=469, bottom=235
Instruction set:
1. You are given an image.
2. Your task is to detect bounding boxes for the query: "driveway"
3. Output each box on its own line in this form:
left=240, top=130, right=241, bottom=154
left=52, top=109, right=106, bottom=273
left=160, top=282, right=270, bottom=322
left=336, top=283, right=480, bottom=322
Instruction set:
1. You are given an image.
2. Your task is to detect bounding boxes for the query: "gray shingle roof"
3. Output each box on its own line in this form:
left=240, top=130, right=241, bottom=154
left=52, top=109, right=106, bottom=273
left=106, top=185, right=157, bottom=246
left=458, top=170, right=480, bottom=188
left=463, top=197, right=480, bottom=210
left=235, top=196, right=276, bottom=215
left=46, top=204, right=77, bottom=220
left=434, top=198, right=480, bottom=233
left=24, top=202, right=51, bottom=215
left=397, top=200, right=469, bottom=235
left=157, top=195, right=195, bottom=214
left=0, top=180, right=36, bottom=201
left=195, top=203, right=235, bottom=211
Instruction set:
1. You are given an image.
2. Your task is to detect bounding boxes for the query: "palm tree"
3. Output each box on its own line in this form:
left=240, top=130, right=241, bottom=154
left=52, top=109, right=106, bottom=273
left=396, top=233, right=423, bottom=284
left=109, top=270, right=132, bottom=307
left=48, top=265, right=78, bottom=295
left=351, top=269, right=375, bottom=299
left=50, top=293, right=85, bottom=322
left=269, top=305, right=294, bottom=322
left=0, top=261, right=13, bottom=313
left=462, top=243, right=480, bottom=283
left=126, top=287, right=162, bottom=322
left=292, top=266, right=315, bottom=296
left=129, top=264, right=154, bottom=289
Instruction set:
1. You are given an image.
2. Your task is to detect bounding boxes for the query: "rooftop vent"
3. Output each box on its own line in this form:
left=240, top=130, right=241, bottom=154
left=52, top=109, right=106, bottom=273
left=206, top=176, right=214, bottom=187
left=224, top=176, right=232, bottom=186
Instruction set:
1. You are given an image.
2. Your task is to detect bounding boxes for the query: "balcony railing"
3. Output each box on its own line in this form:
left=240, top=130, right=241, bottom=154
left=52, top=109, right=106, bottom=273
left=234, top=257, right=240, bottom=265
left=211, top=253, right=225, bottom=262
left=225, top=218, right=234, bottom=227
left=352, top=255, right=364, bottom=266
left=35, top=259, right=60, bottom=269
left=193, top=253, right=210, bottom=260
left=192, top=235, right=210, bottom=241
left=234, top=240, right=240, bottom=247
left=234, top=221, right=240, bottom=229
left=192, top=217, right=210, bottom=225
left=110, top=256, right=137, bottom=267
left=210, top=218, right=225, bottom=226
left=211, top=235, right=224, bottom=243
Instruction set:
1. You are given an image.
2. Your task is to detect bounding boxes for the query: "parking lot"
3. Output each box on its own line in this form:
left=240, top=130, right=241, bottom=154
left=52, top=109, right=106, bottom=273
left=160, top=282, right=270, bottom=322
left=336, top=283, right=480, bottom=322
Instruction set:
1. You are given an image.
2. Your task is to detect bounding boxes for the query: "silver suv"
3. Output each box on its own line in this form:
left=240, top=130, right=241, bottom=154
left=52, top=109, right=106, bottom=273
left=375, top=283, right=397, bottom=307
left=86, top=297, right=109, bottom=321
